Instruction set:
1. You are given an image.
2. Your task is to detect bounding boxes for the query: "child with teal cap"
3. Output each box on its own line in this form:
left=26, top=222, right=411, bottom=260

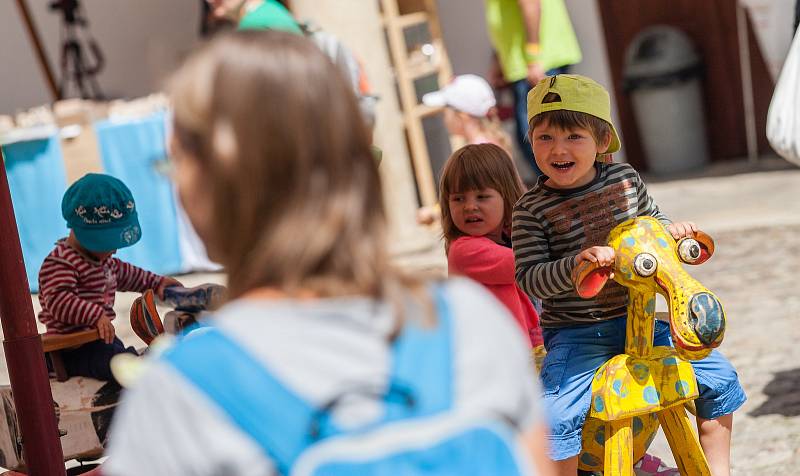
left=38, top=173, right=181, bottom=383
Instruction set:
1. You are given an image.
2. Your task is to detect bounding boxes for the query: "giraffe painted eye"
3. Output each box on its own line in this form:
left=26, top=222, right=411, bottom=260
left=678, top=238, right=702, bottom=264
left=633, top=253, right=657, bottom=277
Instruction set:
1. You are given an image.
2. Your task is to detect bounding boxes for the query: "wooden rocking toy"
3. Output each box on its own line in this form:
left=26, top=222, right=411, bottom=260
left=572, top=216, right=724, bottom=476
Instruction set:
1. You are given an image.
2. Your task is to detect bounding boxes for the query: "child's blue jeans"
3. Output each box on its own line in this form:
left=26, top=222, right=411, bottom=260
left=540, top=317, right=746, bottom=461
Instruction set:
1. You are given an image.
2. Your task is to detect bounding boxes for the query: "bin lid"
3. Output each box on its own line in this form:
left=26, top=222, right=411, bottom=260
left=624, top=26, right=700, bottom=81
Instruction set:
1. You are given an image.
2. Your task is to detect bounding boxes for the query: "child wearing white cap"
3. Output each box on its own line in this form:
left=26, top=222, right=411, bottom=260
left=418, top=75, right=514, bottom=226
left=422, top=74, right=512, bottom=154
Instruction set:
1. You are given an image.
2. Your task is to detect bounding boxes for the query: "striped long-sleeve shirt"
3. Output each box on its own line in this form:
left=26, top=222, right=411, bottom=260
left=512, top=162, right=672, bottom=328
left=38, top=239, right=164, bottom=334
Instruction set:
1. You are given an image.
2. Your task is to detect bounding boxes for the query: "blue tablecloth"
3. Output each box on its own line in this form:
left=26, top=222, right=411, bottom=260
left=94, top=113, right=183, bottom=277
left=2, top=136, right=69, bottom=292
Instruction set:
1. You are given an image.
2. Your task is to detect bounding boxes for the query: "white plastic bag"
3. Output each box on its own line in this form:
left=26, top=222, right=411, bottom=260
left=767, top=27, right=800, bottom=165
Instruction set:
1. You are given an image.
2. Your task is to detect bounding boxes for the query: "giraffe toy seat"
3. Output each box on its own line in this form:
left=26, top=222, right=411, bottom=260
left=571, top=216, right=724, bottom=476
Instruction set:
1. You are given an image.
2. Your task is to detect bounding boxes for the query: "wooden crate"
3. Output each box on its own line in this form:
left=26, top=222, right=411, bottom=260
left=0, top=378, right=120, bottom=471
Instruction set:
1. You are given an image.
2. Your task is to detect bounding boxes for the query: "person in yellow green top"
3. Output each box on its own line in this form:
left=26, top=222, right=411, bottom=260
left=484, top=0, right=582, bottom=175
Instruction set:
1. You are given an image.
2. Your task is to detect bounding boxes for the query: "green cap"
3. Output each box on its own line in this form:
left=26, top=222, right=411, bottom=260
left=527, top=74, right=621, bottom=156
left=61, top=173, right=141, bottom=252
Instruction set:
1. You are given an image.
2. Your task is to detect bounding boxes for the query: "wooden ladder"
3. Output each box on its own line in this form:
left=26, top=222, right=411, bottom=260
left=380, top=0, right=453, bottom=207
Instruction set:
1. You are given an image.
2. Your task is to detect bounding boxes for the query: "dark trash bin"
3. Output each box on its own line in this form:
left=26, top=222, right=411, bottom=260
left=624, top=26, right=709, bottom=174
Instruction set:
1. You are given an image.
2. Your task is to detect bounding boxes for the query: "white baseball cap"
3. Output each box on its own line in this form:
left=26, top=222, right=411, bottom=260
left=422, top=74, right=496, bottom=117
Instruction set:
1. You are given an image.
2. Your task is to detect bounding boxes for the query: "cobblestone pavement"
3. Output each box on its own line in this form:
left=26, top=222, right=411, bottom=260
left=646, top=224, right=800, bottom=475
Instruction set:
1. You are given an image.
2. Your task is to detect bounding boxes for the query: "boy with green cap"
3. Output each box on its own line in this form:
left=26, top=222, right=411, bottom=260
left=512, top=74, right=744, bottom=475
left=38, top=173, right=181, bottom=382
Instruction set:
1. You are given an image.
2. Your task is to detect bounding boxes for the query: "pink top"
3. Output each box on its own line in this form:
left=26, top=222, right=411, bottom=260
left=447, top=236, right=543, bottom=347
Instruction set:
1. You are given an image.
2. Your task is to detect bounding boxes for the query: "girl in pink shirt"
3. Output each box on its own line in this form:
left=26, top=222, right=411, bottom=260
left=439, top=143, right=544, bottom=356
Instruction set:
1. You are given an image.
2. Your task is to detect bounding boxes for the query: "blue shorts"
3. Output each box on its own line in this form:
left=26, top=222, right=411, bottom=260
left=540, top=317, right=746, bottom=461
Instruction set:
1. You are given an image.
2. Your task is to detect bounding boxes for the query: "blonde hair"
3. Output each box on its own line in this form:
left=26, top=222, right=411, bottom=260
left=451, top=109, right=513, bottom=156
left=439, top=143, right=525, bottom=250
left=476, top=114, right=514, bottom=155
left=168, top=31, right=417, bottom=308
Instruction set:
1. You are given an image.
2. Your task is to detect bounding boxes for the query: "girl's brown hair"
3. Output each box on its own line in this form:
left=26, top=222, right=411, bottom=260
left=438, top=143, right=525, bottom=249
left=168, top=31, right=412, bottom=304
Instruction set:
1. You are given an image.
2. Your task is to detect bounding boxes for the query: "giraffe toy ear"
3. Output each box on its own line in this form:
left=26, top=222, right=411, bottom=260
left=572, top=260, right=613, bottom=298
left=677, top=230, right=715, bottom=265
left=693, top=230, right=714, bottom=263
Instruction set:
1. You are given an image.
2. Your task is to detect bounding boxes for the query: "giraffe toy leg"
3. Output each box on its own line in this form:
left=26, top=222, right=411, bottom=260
left=604, top=418, right=634, bottom=476
left=658, top=406, right=711, bottom=476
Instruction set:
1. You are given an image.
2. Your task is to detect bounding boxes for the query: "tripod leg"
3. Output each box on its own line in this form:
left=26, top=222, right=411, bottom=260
left=58, top=41, right=71, bottom=98
left=87, top=73, right=104, bottom=100
left=72, top=44, right=90, bottom=99
left=60, top=40, right=85, bottom=99
left=658, top=406, right=711, bottom=476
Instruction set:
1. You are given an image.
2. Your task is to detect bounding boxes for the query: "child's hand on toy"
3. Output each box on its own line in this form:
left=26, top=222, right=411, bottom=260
left=96, top=315, right=116, bottom=344
left=156, top=276, right=183, bottom=300
left=666, top=221, right=698, bottom=240
left=576, top=246, right=615, bottom=268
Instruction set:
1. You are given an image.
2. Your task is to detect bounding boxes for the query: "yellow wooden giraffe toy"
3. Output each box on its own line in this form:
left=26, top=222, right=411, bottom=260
left=571, top=216, right=724, bottom=476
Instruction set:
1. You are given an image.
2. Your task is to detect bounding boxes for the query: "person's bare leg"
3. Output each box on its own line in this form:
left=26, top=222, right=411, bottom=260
left=697, top=413, right=733, bottom=476
left=553, top=456, right=578, bottom=476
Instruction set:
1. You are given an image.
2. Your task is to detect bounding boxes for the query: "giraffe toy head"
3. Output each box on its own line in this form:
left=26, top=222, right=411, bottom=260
left=573, top=216, right=724, bottom=360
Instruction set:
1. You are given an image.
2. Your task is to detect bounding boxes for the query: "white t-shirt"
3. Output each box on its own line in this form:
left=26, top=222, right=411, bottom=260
left=104, top=278, right=542, bottom=475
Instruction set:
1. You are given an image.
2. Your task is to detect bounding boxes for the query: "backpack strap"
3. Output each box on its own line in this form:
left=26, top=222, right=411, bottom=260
left=163, top=327, right=318, bottom=474
left=385, top=284, right=454, bottom=420
left=306, top=284, right=455, bottom=439
left=163, top=284, right=454, bottom=472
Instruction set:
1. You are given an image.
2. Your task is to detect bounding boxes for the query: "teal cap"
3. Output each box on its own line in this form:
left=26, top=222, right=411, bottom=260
left=62, top=174, right=141, bottom=252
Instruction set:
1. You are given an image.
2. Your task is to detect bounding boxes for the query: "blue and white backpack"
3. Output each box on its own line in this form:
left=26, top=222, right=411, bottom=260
left=164, top=286, right=536, bottom=475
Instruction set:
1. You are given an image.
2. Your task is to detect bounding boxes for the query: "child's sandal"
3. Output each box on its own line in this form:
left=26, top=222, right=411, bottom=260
left=129, top=289, right=164, bottom=345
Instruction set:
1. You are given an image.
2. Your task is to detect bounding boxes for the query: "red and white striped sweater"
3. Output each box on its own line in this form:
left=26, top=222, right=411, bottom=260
left=38, top=239, right=164, bottom=334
